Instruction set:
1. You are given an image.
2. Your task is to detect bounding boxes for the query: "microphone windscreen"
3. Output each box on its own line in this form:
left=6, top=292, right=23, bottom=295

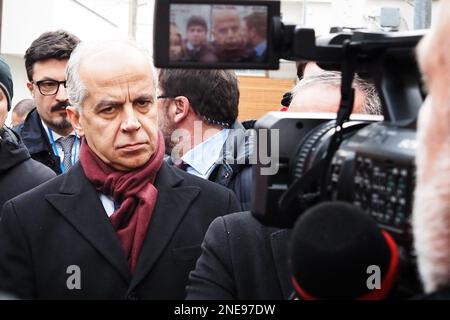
left=289, top=201, right=398, bottom=299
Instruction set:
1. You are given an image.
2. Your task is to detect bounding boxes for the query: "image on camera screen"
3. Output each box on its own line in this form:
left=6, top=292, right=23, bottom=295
left=169, top=4, right=268, bottom=64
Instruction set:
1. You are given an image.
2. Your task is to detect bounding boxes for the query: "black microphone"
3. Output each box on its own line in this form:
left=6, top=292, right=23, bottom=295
left=289, top=201, right=399, bottom=300
left=280, top=91, right=292, bottom=107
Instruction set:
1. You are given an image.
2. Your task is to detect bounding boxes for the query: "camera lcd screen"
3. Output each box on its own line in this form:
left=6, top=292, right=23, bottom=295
left=154, top=0, right=280, bottom=69
left=169, top=4, right=269, bottom=64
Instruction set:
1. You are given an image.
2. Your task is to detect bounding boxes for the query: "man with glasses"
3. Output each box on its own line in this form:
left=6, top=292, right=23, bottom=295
left=15, top=30, right=81, bottom=174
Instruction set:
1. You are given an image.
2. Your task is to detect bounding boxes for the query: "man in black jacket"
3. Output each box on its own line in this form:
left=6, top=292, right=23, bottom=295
left=186, top=212, right=292, bottom=300
left=183, top=16, right=217, bottom=63
left=14, top=30, right=80, bottom=174
left=0, top=40, right=239, bottom=299
left=157, top=68, right=253, bottom=210
left=0, top=56, right=55, bottom=210
left=243, top=12, right=268, bottom=63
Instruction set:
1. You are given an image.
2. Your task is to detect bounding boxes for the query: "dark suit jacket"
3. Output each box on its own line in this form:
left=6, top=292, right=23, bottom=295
left=186, top=212, right=294, bottom=300
left=0, top=162, right=240, bottom=299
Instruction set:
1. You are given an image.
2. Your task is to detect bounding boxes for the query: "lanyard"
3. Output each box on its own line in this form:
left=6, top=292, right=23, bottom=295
left=47, top=127, right=79, bottom=173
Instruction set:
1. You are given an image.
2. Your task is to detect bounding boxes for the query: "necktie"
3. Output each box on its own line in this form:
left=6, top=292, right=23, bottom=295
left=59, top=135, right=75, bottom=171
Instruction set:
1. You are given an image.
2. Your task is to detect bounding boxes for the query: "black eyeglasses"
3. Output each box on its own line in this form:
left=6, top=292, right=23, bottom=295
left=33, top=80, right=67, bottom=96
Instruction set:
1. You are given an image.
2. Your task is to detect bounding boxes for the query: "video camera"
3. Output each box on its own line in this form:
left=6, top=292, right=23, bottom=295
left=154, top=0, right=426, bottom=296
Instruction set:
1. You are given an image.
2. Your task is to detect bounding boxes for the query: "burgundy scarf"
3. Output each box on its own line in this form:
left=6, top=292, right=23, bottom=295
left=79, top=131, right=165, bottom=273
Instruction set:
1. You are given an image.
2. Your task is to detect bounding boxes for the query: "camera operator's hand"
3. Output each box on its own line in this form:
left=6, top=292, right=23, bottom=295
left=413, top=0, right=450, bottom=295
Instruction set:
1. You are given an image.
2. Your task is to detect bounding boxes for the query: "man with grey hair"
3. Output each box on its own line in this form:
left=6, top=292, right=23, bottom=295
left=11, top=99, right=35, bottom=127
left=0, top=40, right=239, bottom=299
left=211, top=6, right=253, bottom=62
left=288, top=62, right=382, bottom=115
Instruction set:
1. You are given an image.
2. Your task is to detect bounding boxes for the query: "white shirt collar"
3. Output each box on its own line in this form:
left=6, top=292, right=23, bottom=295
left=181, top=129, right=230, bottom=179
left=41, top=120, right=76, bottom=141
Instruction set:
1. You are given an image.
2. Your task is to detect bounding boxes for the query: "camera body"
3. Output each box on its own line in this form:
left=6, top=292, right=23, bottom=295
left=332, top=122, right=416, bottom=248
left=252, top=113, right=419, bottom=295
left=251, top=112, right=382, bottom=226
left=252, top=113, right=416, bottom=252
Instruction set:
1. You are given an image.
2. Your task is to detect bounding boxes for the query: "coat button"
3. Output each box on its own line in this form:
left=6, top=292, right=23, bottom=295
left=224, top=172, right=230, bottom=178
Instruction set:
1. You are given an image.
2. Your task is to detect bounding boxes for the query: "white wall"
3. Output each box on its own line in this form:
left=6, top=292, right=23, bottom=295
left=332, top=0, right=366, bottom=28
left=280, top=0, right=439, bottom=35
left=281, top=1, right=305, bottom=25
left=1, top=0, right=127, bottom=56
left=1, top=0, right=54, bottom=55
left=271, top=0, right=439, bottom=80
left=135, top=0, right=155, bottom=54
left=281, top=0, right=334, bottom=35
left=1, top=0, right=130, bottom=114
left=52, top=0, right=128, bottom=42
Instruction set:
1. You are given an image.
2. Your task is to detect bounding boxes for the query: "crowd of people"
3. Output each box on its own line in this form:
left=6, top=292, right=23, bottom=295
left=0, top=0, right=449, bottom=300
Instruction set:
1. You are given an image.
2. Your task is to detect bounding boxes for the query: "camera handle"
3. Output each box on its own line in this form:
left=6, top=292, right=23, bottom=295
left=278, top=40, right=357, bottom=212
left=320, top=39, right=356, bottom=198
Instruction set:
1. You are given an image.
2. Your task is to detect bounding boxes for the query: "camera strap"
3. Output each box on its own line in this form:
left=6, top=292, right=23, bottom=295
left=320, top=39, right=356, bottom=199
left=278, top=40, right=357, bottom=212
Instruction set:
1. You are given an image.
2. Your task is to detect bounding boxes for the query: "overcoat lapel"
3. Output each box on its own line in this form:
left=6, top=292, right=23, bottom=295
left=128, top=164, right=200, bottom=291
left=45, top=163, right=131, bottom=283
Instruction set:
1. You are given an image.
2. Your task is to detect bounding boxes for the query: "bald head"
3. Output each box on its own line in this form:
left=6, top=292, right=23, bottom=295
left=212, top=8, right=243, bottom=51
left=66, top=40, right=157, bottom=111
left=289, top=80, right=366, bottom=114
left=64, top=39, right=159, bottom=171
left=213, top=8, right=240, bottom=29
left=11, top=99, right=35, bottom=126
left=288, top=62, right=381, bottom=115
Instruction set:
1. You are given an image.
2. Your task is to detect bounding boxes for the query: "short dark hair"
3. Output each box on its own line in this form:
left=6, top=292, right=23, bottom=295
left=158, top=69, right=239, bottom=127
left=12, top=99, right=35, bottom=117
left=244, top=12, right=267, bottom=38
left=186, top=16, right=208, bottom=31
left=24, top=30, right=80, bottom=81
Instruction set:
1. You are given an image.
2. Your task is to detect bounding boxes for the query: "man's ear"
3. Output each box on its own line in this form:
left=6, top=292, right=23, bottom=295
left=173, top=96, right=190, bottom=124
left=66, top=106, right=84, bottom=137
left=27, top=82, right=35, bottom=97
